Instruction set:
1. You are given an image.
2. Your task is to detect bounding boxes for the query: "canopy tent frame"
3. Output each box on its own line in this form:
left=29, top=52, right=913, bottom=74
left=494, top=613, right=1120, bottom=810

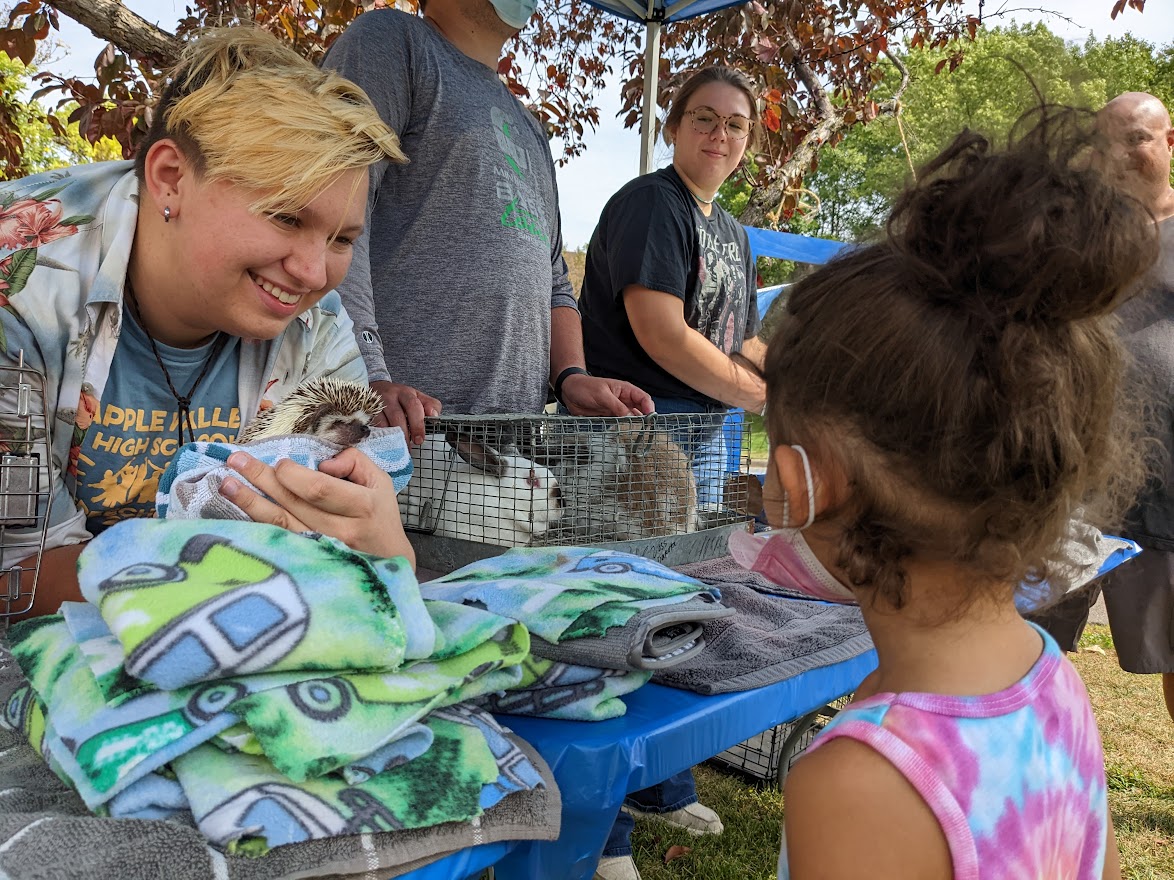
left=583, top=0, right=749, bottom=174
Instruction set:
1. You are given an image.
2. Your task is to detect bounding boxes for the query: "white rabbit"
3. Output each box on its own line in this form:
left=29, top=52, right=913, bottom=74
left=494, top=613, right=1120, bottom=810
left=402, top=431, right=564, bottom=547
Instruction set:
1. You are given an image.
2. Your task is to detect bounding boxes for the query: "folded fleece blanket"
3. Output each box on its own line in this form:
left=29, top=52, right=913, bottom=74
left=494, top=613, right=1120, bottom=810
left=1012, top=520, right=1140, bottom=614
left=228, top=601, right=529, bottom=782
left=477, top=655, right=650, bottom=721
left=174, top=709, right=503, bottom=851
left=77, top=519, right=422, bottom=690
left=652, top=556, right=873, bottom=695
left=3, top=609, right=550, bottom=858
left=156, top=428, right=413, bottom=520
left=6, top=614, right=331, bottom=811
left=0, top=645, right=560, bottom=880
left=423, top=547, right=731, bottom=670
left=8, top=599, right=529, bottom=811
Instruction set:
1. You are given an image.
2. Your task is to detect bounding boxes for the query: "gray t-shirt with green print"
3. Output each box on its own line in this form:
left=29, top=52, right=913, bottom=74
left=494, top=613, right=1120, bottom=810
left=322, top=10, right=576, bottom=415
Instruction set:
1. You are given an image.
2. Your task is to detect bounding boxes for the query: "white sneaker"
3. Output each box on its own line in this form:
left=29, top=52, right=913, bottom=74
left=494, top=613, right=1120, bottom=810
left=594, top=854, right=642, bottom=880
left=623, top=800, right=724, bottom=836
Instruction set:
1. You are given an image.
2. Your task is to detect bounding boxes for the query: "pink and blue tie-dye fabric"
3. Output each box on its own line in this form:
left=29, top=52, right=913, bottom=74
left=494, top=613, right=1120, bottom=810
left=779, top=624, right=1107, bottom=880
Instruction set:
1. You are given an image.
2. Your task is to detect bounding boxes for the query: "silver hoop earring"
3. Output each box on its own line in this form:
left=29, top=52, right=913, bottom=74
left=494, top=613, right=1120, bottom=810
left=163, top=206, right=171, bottom=223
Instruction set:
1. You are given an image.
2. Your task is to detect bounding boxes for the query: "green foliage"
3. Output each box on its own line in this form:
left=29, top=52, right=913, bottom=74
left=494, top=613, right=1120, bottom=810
left=804, top=24, right=1174, bottom=241
left=0, top=52, right=121, bottom=180
left=718, top=166, right=817, bottom=286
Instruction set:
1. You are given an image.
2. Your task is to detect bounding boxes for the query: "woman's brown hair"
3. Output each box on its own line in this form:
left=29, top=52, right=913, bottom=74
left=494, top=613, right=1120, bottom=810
left=764, top=105, right=1160, bottom=607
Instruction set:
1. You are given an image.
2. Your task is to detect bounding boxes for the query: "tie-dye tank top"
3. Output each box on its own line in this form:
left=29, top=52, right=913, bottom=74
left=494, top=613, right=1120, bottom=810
left=778, top=624, right=1108, bottom=880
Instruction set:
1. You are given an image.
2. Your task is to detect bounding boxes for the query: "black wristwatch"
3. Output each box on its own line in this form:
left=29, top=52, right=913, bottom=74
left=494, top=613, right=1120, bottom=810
left=552, top=366, right=591, bottom=404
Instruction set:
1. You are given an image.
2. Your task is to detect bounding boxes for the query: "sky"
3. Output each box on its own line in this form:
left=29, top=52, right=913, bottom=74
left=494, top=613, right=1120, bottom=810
left=43, top=0, right=1174, bottom=247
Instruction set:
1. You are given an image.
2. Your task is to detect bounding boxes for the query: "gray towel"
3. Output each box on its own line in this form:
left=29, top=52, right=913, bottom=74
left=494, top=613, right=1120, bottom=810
left=652, top=557, right=873, bottom=695
left=0, top=648, right=560, bottom=880
left=527, top=596, right=735, bottom=671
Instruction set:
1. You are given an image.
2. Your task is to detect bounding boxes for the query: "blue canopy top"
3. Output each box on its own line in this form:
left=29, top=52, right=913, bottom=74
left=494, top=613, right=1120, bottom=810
left=746, top=227, right=849, bottom=319
left=582, top=0, right=747, bottom=24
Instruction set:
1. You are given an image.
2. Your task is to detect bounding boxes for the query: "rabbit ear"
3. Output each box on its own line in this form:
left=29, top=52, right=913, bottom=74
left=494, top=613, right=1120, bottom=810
left=445, top=430, right=506, bottom=478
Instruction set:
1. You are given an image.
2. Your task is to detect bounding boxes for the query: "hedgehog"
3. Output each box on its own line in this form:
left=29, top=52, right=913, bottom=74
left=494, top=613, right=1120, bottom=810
left=237, top=378, right=385, bottom=447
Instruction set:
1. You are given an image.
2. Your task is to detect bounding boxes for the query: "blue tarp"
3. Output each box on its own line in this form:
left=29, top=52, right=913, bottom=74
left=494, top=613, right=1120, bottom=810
left=756, top=283, right=786, bottom=320
left=582, top=0, right=747, bottom=24
left=744, top=225, right=849, bottom=265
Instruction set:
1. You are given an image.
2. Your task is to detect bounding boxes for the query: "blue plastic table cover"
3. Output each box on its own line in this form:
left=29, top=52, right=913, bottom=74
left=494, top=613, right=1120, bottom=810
left=396, top=647, right=877, bottom=880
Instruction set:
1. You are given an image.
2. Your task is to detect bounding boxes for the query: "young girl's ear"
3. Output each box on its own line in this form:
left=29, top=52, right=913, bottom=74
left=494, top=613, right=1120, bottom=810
left=767, top=443, right=844, bottom=528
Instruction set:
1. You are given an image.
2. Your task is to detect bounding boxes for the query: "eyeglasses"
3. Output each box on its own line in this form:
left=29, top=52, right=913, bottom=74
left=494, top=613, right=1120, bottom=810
left=686, top=108, right=755, bottom=140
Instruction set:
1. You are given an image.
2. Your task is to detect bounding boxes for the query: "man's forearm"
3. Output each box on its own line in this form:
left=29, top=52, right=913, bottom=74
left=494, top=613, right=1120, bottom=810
left=549, top=305, right=587, bottom=383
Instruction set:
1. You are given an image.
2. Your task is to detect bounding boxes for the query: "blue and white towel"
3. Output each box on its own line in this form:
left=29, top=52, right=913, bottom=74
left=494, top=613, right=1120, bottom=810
left=156, top=428, right=413, bottom=520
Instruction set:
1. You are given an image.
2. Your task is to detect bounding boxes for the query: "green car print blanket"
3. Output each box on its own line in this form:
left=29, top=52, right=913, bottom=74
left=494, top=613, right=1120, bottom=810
left=1, top=519, right=554, bottom=855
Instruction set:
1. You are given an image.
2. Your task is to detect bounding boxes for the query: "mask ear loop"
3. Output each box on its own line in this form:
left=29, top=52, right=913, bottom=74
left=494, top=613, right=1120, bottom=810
left=793, top=444, right=816, bottom=529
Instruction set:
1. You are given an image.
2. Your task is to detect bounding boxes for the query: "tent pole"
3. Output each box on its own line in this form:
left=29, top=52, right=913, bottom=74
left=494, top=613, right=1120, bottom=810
left=639, top=19, right=662, bottom=176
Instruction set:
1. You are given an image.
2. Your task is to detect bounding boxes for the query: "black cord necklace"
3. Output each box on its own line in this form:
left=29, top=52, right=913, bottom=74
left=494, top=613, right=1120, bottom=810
left=123, top=281, right=228, bottom=447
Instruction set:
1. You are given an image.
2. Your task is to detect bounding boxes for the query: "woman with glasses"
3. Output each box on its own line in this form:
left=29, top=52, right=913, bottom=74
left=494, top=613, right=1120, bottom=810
left=579, top=66, right=766, bottom=514
left=577, top=66, right=764, bottom=880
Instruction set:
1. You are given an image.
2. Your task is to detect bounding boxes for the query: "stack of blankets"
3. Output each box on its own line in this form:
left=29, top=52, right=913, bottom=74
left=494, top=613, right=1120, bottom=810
left=423, top=547, right=734, bottom=720
left=0, top=512, right=735, bottom=877
left=0, top=518, right=559, bottom=877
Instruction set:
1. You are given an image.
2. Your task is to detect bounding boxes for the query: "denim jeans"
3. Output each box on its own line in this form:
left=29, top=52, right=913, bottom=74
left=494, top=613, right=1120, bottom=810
left=648, top=396, right=728, bottom=509
left=602, top=768, right=699, bottom=857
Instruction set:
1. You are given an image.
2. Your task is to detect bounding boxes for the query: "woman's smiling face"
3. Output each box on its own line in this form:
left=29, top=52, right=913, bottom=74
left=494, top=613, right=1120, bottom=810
left=166, top=166, right=367, bottom=345
left=669, top=81, right=754, bottom=196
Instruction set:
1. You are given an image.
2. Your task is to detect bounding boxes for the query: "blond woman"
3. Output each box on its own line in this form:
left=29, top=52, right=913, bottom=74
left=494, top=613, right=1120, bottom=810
left=0, top=27, right=411, bottom=617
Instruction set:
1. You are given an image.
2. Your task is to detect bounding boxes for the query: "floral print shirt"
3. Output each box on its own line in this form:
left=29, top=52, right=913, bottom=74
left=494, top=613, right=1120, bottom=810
left=0, top=161, right=367, bottom=565
left=778, top=623, right=1107, bottom=880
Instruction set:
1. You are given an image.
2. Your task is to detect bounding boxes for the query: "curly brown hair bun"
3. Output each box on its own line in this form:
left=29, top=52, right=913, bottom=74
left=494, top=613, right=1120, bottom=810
left=764, top=105, right=1160, bottom=607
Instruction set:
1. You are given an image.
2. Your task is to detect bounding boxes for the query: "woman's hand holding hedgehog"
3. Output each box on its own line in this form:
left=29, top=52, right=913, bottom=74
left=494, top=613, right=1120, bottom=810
left=220, top=447, right=414, bottom=567
left=222, top=378, right=415, bottom=567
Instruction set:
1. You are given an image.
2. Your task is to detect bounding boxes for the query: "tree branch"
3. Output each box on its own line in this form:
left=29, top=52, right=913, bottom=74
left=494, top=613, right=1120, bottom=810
left=782, top=20, right=833, bottom=119
left=740, top=24, right=841, bottom=228
left=738, top=43, right=911, bottom=229
left=47, top=0, right=181, bottom=66
left=877, top=47, right=910, bottom=113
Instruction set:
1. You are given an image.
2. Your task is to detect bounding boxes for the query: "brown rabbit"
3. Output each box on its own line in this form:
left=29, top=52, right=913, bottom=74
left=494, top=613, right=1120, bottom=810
left=533, top=420, right=698, bottom=542
left=612, top=421, right=698, bottom=539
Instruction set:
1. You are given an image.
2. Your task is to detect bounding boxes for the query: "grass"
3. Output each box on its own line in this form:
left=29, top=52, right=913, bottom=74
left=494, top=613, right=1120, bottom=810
left=745, top=412, right=768, bottom=468
left=627, top=624, right=1174, bottom=880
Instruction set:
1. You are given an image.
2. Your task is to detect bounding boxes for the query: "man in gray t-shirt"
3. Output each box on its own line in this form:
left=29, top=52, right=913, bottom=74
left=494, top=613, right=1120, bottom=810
left=322, top=1, right=652, bottom=444
left=1095, top=91, right=1174, bottom=722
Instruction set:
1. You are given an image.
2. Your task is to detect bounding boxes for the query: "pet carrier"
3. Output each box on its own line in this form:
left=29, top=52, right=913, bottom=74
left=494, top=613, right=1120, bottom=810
left=402, top=413, right=755, bottom=573
left=708, top=693, right=854, bottom=787
left=0, top=352, right=53, bottom=619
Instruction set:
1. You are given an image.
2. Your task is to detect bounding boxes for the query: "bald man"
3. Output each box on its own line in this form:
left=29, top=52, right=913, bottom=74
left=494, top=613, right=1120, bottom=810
left=1098, top=91, right=1174, bottom=722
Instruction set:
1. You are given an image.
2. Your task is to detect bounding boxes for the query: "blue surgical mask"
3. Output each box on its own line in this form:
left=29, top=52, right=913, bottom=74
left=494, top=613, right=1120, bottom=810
left=488, top=0, right=537, bottom=29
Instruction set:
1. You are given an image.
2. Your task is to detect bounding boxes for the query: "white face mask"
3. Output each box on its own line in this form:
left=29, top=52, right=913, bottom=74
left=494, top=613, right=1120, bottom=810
left=487, top=0, right=537, bottom=29
left=732, top=442, right=857, bottom=604
left=781, top=444, right=816, bottom=530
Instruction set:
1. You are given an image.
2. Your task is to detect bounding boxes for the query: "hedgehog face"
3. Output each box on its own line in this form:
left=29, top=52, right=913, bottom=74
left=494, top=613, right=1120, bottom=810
left=293, top=403, right=374, bottom=447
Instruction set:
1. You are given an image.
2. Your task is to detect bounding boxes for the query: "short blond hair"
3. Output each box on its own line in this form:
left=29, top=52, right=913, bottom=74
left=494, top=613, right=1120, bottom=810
left=135, top=27, right=405, bottom=214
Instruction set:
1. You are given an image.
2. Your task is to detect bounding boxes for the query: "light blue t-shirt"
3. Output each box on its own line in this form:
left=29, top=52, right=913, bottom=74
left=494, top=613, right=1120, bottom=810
left=73, top=312, right=241, bottom=534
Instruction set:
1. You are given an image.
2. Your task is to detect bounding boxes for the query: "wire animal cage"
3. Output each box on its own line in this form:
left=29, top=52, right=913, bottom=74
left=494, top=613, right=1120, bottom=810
left=708, top=694, right=854, bottom=787
left=0, top=353, right=53, bottom=620
left=402, top=413, right=756, bottom=571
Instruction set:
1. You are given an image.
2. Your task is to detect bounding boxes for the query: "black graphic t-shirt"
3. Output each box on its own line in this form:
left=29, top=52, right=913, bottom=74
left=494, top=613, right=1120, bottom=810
left=579, top=165, right=759, bottom=406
